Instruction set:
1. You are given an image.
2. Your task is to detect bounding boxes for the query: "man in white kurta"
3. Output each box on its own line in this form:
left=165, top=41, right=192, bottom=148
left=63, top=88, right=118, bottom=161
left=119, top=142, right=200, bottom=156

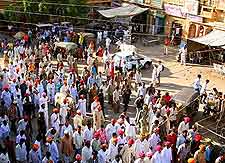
left=178, top=117, right=190, bottom=135
left=98, top=144, right=107, bottom=163
left=50, top=108, right=60, bottom=131
left=60, top=121, right=73, bottom=137
left=82, top=141, right=93, bottom=163
left=73, top=110, right=83, bottom=129
left=148, top=129, right=161, bottom=153
left=83, top=123, right=94, bottom=142
left=60, top=100, right=69, bottom=125
left=47, top=137, right=59, bottom=163
left=107, top=138, right=118, bottom=162
left=47, top=80, right=55, bottom=104
left=77, top=95, right=87, bottom=117
left=73, top=126, right=83, bottom=154
left=134, top=136, right=149, bottom=158
left=105, top=119, right=117, bottom=141
left=161, top=142, right=172, bottom=163
left=39, top=92, right=49, bottom=129
left=152, top=145, right=162, bottom=163
left=16, top=140, right=27, bottom=162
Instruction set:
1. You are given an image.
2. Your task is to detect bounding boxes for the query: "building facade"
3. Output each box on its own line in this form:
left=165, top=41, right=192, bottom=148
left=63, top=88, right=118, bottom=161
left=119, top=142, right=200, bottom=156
left=164, top=0, right=225, bottom=44
left=123, top=0, right=165, bottom=34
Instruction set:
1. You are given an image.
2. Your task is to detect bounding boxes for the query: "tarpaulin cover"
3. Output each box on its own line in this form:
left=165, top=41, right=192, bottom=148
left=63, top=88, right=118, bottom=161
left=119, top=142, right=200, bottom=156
left=190, top=30, right=225, bottom=47
left=97, top=4, right=148, bottom=18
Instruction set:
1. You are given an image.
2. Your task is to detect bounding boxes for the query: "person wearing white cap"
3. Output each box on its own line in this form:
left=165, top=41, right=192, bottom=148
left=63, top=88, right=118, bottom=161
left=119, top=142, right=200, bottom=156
left=73, top=110, right=83, bottom=129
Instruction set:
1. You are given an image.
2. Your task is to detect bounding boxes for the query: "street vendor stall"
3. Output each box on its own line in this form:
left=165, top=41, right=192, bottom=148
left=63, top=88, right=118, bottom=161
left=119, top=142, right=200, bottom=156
left=54, top=42, right=78, bottom=59
left=187, top=30, right=225, bottom=65
left=54, top=42, right=77, bottom=51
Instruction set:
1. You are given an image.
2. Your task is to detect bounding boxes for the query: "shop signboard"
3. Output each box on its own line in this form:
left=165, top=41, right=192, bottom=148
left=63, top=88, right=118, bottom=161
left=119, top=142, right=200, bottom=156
left=187, top=14, right=203, bottom=23
left=184, top=0, right=199, bottom=15
left=164, top=4, right=186, bottom=18
left=151, top=0, right=163, bottom=9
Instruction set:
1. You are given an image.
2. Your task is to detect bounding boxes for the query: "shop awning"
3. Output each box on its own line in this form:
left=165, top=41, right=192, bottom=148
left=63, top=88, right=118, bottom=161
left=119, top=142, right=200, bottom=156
left=97, top=4, right=149, bottom=18
left=190, top=30, right=225, bottom=47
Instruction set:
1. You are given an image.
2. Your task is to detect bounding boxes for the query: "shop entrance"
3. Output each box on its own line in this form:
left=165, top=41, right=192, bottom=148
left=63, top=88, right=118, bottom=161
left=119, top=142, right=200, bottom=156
left=170, top=21, right=182, bottom=45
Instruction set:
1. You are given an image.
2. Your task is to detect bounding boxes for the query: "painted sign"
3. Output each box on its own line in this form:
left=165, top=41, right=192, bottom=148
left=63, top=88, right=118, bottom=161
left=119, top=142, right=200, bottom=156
left=187, top=14, right=203, bottom=23
left=184, top=0, right=199, bottom=15
left=164, top=4, right=186, bottom=18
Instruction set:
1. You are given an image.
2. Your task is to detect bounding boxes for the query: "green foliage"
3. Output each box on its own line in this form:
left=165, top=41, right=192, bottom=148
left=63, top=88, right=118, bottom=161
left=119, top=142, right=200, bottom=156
left=3, top=0, right=88, bottom=23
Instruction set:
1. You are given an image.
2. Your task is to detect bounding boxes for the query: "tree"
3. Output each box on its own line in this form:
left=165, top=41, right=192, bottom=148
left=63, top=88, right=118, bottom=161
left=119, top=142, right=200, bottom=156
left=3, top=0, right=88, bottom=23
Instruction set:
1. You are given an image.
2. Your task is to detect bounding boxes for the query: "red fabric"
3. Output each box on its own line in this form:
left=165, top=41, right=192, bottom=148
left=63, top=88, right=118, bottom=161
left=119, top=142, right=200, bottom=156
left=166, top=133, right=177, bottom=145
left=164, top=38, right=170, bottom=46
left=164, top=95, right=172, bottom=104
left=23, top=35, right=29, bottom=42
left=97, top=48, right=104, bottom=57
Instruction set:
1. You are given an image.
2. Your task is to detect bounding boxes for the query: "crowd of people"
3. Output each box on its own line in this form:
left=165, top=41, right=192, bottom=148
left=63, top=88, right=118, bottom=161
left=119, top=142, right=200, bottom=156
left=0, top=25, right=224, bottom=163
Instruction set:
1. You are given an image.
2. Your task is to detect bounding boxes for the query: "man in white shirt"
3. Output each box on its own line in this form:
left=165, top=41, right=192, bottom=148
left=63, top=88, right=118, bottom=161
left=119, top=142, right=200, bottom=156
left=215, top=152, right=225, bottom=163
left=180, top=45, right=187, bottom=66
left=50, top=108, right=60, bottom=131
left=60, top=120, right=73, bottom=137
left=73, top=110, right=83, bottom=129
left=16, top=139, right=27, bottom=162
left=73, top=126, right=83, bottom=155
left=77, top=95, right=87, bottom=117
left=113, top=86, right=120, bottom=113
left=135, top=70, right=142, bottom=88
left=200, top=79, right=209, bottom=103
left=137, top=82, right=146, bottom=97
left=178, top=117, right=190, bottom=135
left=105, top=37, right=111, bottom=50
left=161, top=142, right=172, bottom=163
left=156, top=61, right=164, bottom=85
left=105, top=119, right=117, bottom=141
left=82, top=141, right=93, bottom=163
left=83, top=122, right=94, bottom=142
left=98, top=144, right=108, bottom=163
left=193, top=74, right=202, bottom=92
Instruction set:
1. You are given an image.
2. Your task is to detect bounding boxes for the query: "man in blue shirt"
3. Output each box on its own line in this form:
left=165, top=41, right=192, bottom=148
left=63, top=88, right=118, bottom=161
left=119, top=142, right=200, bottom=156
left=205, top=141, right=213, bottom=163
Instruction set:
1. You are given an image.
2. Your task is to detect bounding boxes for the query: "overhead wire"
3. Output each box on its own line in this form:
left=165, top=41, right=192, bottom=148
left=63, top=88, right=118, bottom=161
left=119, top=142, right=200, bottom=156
left=0, top=20, right=183, bottom=39
left=0, top=0, right=112, bottom=9
left=0, top=8, right=175, bottom=29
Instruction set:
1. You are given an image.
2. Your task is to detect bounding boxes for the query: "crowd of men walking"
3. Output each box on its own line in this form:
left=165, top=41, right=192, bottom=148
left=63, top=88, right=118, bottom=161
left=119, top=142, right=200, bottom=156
left=0, top=26, right=224, bottom=163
